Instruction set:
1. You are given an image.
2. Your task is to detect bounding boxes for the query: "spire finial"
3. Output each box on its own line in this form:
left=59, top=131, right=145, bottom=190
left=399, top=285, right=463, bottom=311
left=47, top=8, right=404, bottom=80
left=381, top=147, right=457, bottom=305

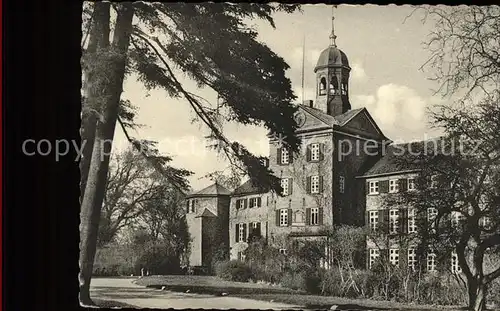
left=329, top=5, right=338, bottom=47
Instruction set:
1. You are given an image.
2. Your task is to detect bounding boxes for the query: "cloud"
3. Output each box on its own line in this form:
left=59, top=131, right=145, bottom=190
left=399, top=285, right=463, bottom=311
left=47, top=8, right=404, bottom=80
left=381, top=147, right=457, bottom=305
left=350, top=61, right=367, bottom=81
left=293, top=86, right=316, bottom=103
left=353, top=84, right=435, bottom=142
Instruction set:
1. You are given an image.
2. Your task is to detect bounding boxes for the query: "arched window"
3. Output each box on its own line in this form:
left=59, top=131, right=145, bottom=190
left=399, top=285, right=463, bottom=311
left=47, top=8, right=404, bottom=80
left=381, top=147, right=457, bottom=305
left=330, top=75, right=339, bottom=95
left=341, top=83, right=347, bottom=95
left=319, top=77, right=327, bottom=95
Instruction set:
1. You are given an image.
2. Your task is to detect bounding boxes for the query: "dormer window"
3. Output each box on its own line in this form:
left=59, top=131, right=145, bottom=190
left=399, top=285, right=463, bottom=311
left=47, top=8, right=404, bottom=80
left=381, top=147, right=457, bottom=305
left=319, top=77, right=327, bottom=95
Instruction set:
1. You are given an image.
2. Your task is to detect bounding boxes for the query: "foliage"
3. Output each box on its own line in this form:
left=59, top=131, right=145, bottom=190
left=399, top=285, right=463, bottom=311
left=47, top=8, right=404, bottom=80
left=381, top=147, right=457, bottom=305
left=214, top=260, right=253, bottom=282
left=383, top=100, right=500, bottom=311
left=98, top=147, right=191, bottom=247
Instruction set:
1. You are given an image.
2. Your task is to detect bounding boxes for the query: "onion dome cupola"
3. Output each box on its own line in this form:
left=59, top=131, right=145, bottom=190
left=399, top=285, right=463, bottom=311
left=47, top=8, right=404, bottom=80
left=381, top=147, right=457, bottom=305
left=314, top=5, right=352, bottom=117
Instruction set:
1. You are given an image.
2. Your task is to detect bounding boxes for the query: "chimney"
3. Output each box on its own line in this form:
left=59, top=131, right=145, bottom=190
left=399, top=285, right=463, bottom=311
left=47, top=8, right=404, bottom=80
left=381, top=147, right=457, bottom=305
left=303, top=100, right=313, bottom=108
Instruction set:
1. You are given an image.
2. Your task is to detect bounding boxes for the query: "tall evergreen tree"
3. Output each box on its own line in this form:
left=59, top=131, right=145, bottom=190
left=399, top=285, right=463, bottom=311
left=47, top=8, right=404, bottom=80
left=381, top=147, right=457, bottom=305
left=80, top=3, right=301, bottom=305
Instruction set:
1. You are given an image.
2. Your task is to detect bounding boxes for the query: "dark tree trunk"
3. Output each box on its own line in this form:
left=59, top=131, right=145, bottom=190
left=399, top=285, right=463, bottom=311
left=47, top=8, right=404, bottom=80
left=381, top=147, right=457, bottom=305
left=78, top=2, right=134, bottom=306
left=467, top=277, right=487, bottom=311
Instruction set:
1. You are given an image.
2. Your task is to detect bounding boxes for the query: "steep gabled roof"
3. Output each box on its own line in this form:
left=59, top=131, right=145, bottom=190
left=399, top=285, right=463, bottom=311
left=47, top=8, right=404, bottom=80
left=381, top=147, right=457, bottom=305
left=232, top=179, right=269, bottom=197
left=358, top=142, right=423, bottom=178
left=334, top=108, right=364, bottom=126
left=186, top=182, right=231, bottom=198
left=300, top=105, right=339, bottom=127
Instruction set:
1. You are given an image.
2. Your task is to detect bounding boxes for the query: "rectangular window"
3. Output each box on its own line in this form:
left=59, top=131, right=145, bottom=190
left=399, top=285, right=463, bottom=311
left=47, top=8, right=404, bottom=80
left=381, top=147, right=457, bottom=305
left=408, top=248, right=416, bottom=271
left=451, top=211, right=465, bottom=228
left=339, top=176, right=345, bottom=193
left=389, top=248, right=399, bottom=266
left=279, top=209, right=288, bottom=226
left=369, top=211, right=379, bottom=231
left=369, top=249, right=379, bottom=269
left=408, top=178, right=416, bottom=191
left=427, top=252, right=436, bottom=272
left=311, top=207, right=319, bottom=225
left=238, top=223, right=245, bottom=243
left=239, top=199, right=245, bottom=210
left=389, top=209, right=399, bottom=234
left=311, top=175, right=320, bottom=194
left=369, top=181, right=379, bottom=195
left=281, top=148, right=290, bottom=165
left=250, top=198, right=259, bottom=208
left=389, top=179, right=399, bottom=193
left=408, top=209, right=417, bottom=233
left=281, top=178, right=289, bottom=196
left=480, top=216, right=492, bottom=229
left=279, top=248, right=287, bottom=255
left=190, top=200, right=196, bottom=213
left=252, top=222, right=259, bottom=229
left=311, top=143, right=320, bottom=161
left=451, top=251, right=462, bottom=274
left=430, top=175, right=438, bottom=188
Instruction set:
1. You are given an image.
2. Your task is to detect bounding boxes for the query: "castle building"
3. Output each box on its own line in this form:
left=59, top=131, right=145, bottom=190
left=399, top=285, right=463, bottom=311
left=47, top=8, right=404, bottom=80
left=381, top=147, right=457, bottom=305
left=183, top=10, right=470, bottom=274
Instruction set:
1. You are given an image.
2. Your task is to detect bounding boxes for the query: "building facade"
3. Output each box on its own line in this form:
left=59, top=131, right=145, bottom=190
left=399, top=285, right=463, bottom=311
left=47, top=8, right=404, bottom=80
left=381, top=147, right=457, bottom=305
left=184, top=183, right=230, bottom=271
left=183, top=22, right=474, bottom=275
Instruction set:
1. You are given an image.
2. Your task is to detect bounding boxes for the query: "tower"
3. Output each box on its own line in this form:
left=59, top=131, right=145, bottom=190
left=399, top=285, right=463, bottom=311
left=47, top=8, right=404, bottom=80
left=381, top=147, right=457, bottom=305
left=314, top=5, right=351, bottom=117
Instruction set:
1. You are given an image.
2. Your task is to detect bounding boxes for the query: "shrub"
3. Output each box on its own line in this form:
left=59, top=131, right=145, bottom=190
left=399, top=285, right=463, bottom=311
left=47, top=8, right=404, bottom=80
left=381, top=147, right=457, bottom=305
left=215, top=260, right=253, bottom=282
left=280, top=271, right=305, bottom=290
left=320, top=268, right=343, bottom=296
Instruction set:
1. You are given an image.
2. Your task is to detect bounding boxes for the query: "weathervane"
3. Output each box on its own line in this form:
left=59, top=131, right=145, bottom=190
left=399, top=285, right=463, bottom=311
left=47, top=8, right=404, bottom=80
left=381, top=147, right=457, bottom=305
left=329, top=5, right=338, bottom=47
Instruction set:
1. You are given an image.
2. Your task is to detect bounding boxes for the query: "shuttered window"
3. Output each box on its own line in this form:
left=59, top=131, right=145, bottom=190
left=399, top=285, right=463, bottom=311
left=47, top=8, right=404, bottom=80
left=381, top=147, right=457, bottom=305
left=389, top=209, right=399, bottom=234
left=389, top=249, right=399, bottom=266
left=279, top=209, right=288, bottom=226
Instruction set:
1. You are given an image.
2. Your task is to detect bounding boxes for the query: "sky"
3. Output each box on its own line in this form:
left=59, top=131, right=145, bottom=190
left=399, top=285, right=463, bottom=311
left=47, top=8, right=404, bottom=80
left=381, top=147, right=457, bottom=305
left=112, top=4, right=447, bottom=191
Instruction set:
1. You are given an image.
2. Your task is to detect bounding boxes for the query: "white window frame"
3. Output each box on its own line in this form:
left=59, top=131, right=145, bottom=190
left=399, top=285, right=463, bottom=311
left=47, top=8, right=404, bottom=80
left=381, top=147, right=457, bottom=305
left=408, top=178, right=416, bottom=191
left=430, top=175, right=438, bottom=188
left=369, top=249, right=379, bottom=269
left=369, top=211, right=379, bottom=231
left=280, top=209, right=288, bottom=227
left=311, top=143, right=320, bottom=161
left=311, top=207, right=319, bottom=225
left=389, top=248, right=399, bottom=266
left=389, top=209, right=399, bottom=234
left=238, top=223, right=245, bottom=243
left=408, top=208, right=417, bottom=233
left=369, top=181, right=379, bottom=195
left=451, top=251, right=462, bottom=274
left=408, top=248, right=416, bottom=271
left=427, top=252, right=437, bottom=272
left=281, top=178, right=289, bottom=196
left=250, top=197, right=259, bottom=208
left=339, top=176, right=345, bottom=193
left=281, top=148, right=290, bottom=165
left=239, top=199, right=245, bottom=209
left=311, top=175, right=320, bottom=194
left=427, top=208, right=437, bottom=224
left=389, top=179, right=399, bottom=193
left=252, top=222, right=259, bottom=229
left=451, top=211, right=464, bottom=228
left=279, top=248, right=287, bottom=255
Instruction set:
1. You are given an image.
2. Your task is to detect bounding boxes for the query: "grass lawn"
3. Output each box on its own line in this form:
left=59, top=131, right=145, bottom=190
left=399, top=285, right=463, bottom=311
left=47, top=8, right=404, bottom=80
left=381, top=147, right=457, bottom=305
left=135, top=275, right=464, bottom=310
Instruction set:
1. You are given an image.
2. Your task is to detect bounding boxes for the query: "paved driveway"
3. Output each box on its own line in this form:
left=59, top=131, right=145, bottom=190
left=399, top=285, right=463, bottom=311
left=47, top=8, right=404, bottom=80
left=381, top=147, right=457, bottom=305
left=90, top=277, right=303, bottom=309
